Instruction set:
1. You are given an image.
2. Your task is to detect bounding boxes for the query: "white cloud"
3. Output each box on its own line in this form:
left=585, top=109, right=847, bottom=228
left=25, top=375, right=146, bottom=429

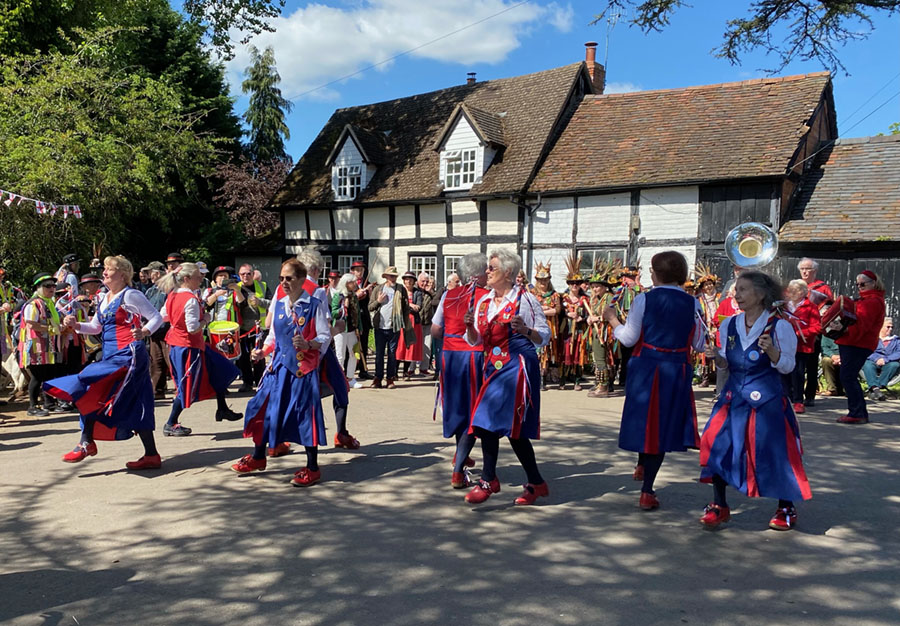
left=226, top=0, right=574, bottom=101
left=603, top=81, right=642, bottom=94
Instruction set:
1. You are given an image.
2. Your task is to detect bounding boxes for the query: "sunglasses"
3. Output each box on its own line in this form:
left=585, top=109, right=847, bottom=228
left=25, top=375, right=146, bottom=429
left=279, top=275, right=296, bottom=282
left=486, top=265, right=500, bottom=273
left=40, top=282, right=56, bottom=289
left=857, top=280, right=872, bottom=287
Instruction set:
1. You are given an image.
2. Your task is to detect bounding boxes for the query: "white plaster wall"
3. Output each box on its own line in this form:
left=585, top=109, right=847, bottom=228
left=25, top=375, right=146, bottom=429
left=308, top=210, right=332, bottom=240
left=638, top=186, right=699, bottom=240
left=442, top=243, right=481, bottom=256
left=284, top=210, right=307, bottom=240
left=578, top=193, right=631, bottom=242
left=420, top=204, right=446, bottom=238
left=635, top=245, right=697, bottom=288
left=486, top=200, right=518, bottom=236
left=369, top=247, right=390, bottom=278
left=530, top=248, right=571, bottom=289
left=451, top=200, right=480, bottom=237
left=333, top=207, right=359, bottom=240
left=531, top=196, right=574, bottom=245
left=394, top=205, right=416, bottom=239
left=363, top=207, right=390, bottom=240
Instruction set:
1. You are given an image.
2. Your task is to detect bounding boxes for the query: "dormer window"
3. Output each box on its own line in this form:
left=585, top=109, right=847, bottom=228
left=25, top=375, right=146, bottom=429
left=336, top=164, right=362, bottom=200
left=443, top=149, right=477, bottom=190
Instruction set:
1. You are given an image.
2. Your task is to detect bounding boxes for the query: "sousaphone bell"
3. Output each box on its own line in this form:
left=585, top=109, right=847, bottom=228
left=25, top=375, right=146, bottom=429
left=724, top=222, right=778, bottom=268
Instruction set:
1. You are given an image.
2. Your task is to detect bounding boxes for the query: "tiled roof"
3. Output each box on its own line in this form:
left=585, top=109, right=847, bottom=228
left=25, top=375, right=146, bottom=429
left=780, top=135, right=900, bottom=242
left=325, top=124, right=388, bottom=165
left=530, top=72, right=831, bottom=193
left=465, top=105, right=507, bottom=147
left=270, top=63, right=586, bottom=207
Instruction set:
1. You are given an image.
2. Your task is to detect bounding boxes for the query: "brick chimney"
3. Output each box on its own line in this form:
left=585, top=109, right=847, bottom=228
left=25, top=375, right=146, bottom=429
left=466, top=72, right=476, bottom=85
left=584, top=42, right=606, bottom=94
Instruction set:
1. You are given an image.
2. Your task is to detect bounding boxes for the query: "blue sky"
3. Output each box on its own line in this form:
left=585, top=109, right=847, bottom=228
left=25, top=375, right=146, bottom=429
left=221, top=0, right=900, bottom=161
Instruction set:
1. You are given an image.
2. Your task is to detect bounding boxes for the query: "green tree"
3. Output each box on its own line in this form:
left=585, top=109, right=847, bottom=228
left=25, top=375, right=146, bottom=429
left=241, top=45, right=293, bottom=162
left=594, top=1, right=900, bottom=73
left=0, top=30, right=223, bottom=281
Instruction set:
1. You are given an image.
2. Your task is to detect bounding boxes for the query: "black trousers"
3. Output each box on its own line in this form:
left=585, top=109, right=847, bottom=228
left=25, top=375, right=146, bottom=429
left=373, top=328, right=399, bottom=380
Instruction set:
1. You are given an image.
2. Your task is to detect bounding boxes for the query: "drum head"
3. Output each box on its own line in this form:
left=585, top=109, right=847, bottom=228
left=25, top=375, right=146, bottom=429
left=208, top=321, right=239, bottom=333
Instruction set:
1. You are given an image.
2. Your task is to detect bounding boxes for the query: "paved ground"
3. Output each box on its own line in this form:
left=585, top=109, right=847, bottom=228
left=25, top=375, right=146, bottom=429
left=1, top=378, right=899, bottom=626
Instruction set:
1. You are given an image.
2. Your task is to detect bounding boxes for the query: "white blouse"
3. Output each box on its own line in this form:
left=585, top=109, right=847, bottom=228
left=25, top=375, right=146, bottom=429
left=466, top=286, right=550, bottom=348
left=76, top=288, right=163, bottom=336
left=716, top=313, right=797, bottom=374
left=612, top=285, right=706, bottom=353
left=263, top=292, right=332, bottom=354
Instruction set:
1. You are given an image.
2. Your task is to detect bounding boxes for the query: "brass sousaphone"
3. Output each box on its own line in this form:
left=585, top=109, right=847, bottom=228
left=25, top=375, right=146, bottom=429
left=724, top=222, right=778, bottom=268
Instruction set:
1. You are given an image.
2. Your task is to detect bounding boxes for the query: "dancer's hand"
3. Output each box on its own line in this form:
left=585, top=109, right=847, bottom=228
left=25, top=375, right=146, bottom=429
left=251, top=348, right=264, bottom=361
left=463, top=311, right=475, bottom=328
left=293, top=335, right=309, bottom=351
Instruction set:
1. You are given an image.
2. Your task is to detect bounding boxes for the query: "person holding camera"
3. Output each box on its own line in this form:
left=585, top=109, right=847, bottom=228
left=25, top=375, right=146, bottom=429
left=205, top=266, right=245, bottom=324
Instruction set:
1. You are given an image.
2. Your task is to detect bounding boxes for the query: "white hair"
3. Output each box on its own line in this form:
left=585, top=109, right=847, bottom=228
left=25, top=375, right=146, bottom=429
left=787, top=278, right=808, bottom=295
left=337, top=272, right=357, bottom=293
left=457, top=253, right=487, bottom=283
left=490, top=248, right=521, bottom=280
left=296, top=245, right=323, bottom=274
left=156, top=263, right=199, bottom=294
left=797, top=258, right=819, bottom=271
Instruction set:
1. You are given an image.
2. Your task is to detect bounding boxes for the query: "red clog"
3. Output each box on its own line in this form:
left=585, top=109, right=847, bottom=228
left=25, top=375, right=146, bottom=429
left=465, top=478, right=501, bottom=503
left=231, top=454, right=266, bottom=473
left=769, top=506, right=797, bottom=531
left=62, top=442, right=98, bottom=463
left=267, top=443, right=291, bottom=457
left=334, top=432, right=361, bottom=450
left=125, top=454, right=162, bottom=470
left=837, top=415, right=868, bottom=424
left=291, top=467, right=321, bottom=487
left=699, top=503, right=731, bottom=528
left=451, top=470, right=471, bottom=489
left=639, top=492, right=660, bottom=510
left=514, top=481, right=550, bottom=505
left=793, top=402, right=805, bottom=414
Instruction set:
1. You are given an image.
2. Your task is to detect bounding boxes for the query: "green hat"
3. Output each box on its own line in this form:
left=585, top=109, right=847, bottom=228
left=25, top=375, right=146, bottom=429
left=32, top=271, right=54, bottom=287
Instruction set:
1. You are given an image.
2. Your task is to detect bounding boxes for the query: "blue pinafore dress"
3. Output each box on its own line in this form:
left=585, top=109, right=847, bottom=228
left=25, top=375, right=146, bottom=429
left=469, top=290, right=541, bottom=440
left=44, top=288, right=155, bottom=440
left=700, top=316, right=812, bottom=501
left=618, top=288, right=700, bottom=453
left=243, top=295, right=326, bottom=449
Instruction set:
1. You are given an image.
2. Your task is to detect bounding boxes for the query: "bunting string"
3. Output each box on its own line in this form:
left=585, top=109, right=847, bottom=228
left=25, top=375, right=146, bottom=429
left=0, top=188, right=83, bottom=218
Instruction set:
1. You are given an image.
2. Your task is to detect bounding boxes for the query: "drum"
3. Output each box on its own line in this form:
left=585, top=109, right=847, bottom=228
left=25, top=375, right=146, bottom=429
left=208, top=320, right=241, bottom=360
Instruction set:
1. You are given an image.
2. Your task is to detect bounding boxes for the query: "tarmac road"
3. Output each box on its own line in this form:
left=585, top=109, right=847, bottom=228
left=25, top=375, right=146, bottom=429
left=1, top=381, right=898, bottom=626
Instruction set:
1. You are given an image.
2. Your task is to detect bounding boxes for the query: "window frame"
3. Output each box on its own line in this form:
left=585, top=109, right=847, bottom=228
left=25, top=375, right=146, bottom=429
left=443, top=255, right=462, bottom=285
left=334, top=163, right=363, bottom=201
left=408, top=254, right=437, bottom=279
left=441, top=147, right=478, bottom=191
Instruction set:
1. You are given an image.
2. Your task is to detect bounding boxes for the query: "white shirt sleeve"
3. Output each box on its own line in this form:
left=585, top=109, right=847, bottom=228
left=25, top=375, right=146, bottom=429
left=771, top=318, right=797, bottom=374
left=520, top=292, right=550, bottom=347
left=314, top=297, right=333, bottom=355
left=123, top=289, right=163, bottom=335
left=184, top=296, right=201, bottom=333
left=431, top=291, right=448, bottom=327
left=612, top=292, right=647, bottom=347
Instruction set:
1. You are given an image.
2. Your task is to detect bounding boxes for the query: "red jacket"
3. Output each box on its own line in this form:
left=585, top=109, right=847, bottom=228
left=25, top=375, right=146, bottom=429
left=837, top=290, right=886, bottom=352
left=789, top=298, right=821, bottom=353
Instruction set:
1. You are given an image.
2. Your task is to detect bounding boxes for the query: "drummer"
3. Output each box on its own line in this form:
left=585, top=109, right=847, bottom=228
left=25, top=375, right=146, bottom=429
left=205, top=266, right=245, bottom=323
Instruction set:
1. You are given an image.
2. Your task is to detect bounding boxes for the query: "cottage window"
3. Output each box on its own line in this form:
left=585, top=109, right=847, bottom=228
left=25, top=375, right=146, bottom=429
left=579, top=249, right=627, bottom=276
left=338, top=254, right=364, bottom=275
left=409, top=255, right=437, bottom=278
left=442, top=149, right=477, bottom=190
left=335, top=165, right=362, bottom=200
left=444, top=255, right=462, bottom=285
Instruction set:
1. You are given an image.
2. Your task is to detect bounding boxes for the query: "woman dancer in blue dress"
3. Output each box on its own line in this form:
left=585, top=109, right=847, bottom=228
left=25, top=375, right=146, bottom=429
left=464, top=249, right=551, bottom=505
left=699, top=271, right=811, bottom=530
left=231, top=259, right=332, bottom=486
left=46, top=256, right=164, bottom=469
left=431, top=252, right=488, bottom=488
left=157, top=263, right=242, bottom=436
left=603, top=251, right=704, bottom=510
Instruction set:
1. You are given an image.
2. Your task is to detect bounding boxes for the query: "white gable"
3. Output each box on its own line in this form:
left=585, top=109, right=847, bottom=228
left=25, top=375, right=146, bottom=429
left=439, top=115, right=497, bottom=191
left=331, top=135, right=374, bottom=200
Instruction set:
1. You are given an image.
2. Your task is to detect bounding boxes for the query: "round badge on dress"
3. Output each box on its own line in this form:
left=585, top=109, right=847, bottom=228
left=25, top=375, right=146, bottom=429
left=297, top=316, right=306, bottom=326
left=494, top=360, right=503, bottom=370
left=748, top=350, right=760, bottom=361
left=750, top=390, right=761, bottom=401
left=492, top=346, right=501, bottom=355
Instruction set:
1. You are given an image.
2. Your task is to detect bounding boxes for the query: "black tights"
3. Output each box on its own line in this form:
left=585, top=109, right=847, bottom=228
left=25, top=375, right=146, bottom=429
left=79, top=421, right=157, bottom=456
left=167, top=393, right=228, bottom=426
left=334, top=399, right=348, bottom=434
left=711, top=474, right=792, bottom=509
left=475, top=428, right=543, bottom=485
left=638, top=452, right=665, bottom=494
left=27, top=365, right=57, bottom=408
left=453, top=431, right=477, bottom=474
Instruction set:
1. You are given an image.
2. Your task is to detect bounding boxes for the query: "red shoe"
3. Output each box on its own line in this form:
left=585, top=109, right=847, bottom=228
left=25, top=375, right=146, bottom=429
left=632, top=464, right=644, bottom=481
left=334, top=432, right=360, bottom=450
left=465, top=478, right=501, bottom=503
left=451, top=470, right=472, bottom=489
left=267, top=443, right=291, bottom=457
left=639, top=492, right=660, bottom=510
left=62, top=442, right=98, bottom=463
left=452, top=453, right=476, bottom=468
left=837, top=415, right=868, bottom=424
left=231, top=454, right=266, bottom=473
left=699, top=503, right=731, bottom=528
left=291, top=467, right=321, bottom=487
left=514, top=481, right=550, bottom=505
left=769, top=506, right=797, bottom=531
left=793, top=402, right=805, bottom=414
left=125, top=454, right=162, bottom=470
